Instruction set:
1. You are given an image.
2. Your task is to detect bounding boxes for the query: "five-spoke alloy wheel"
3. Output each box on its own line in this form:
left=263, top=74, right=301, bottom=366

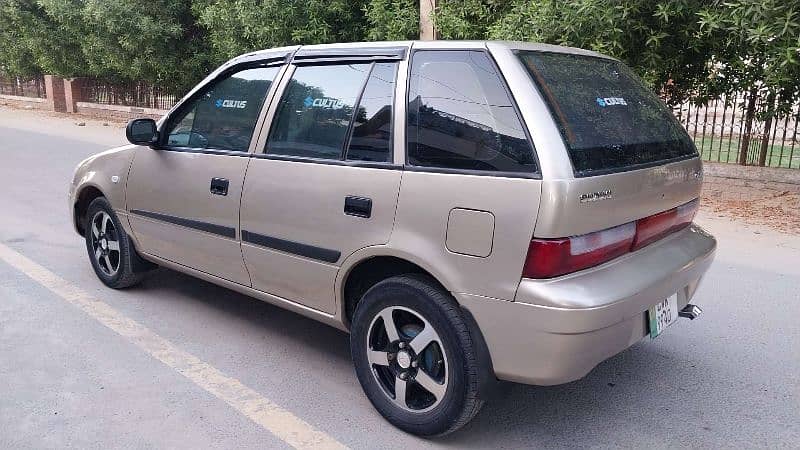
left=90, top=210, right=121, bottom=277
left=84, top=197, right=149, bottom=288
left=367, top=305, right=448, bottom=413
left=351, top=274, right=484, bottom=436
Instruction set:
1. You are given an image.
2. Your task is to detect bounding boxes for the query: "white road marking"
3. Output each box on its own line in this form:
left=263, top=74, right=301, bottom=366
left=0, top=242, right=347, bottom=450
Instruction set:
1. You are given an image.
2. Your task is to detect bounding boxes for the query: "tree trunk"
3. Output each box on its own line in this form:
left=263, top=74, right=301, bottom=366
left=420, top=0, right=437, bottom=40
left=738, top=88, right=758, bottom=166
left=757, top=92, right=776, bottom=167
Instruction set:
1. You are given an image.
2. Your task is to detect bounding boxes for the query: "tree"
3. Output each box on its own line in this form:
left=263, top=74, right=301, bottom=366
left=697, top=0, right=800, bottom=165
left=0, top=0, right=86, bottom=78
left=486, top=0, right=716, bottom=105
left=39, top=0, right=211, bottom=94
left=363, top=0, right=418, bottom=41
left=193, top=0, right=369, bottom=62
left=433, top=0, right=512, bottom=40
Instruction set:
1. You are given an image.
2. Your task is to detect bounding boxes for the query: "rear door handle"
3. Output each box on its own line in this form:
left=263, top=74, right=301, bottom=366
left=210, top=177, right=229, bottom=196
left=344, top=196, right=372, bottom=218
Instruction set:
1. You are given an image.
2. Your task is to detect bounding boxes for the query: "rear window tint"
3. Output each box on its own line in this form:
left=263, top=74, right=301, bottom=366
left=518, top=51, right=696, bottom=176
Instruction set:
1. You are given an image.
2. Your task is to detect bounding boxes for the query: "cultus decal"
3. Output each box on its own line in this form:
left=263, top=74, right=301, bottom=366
left=596, top=97, right=627, bottom=107
left=304, top=96, right=345, bottom=109
left=215, top=99, right=248, bottom=109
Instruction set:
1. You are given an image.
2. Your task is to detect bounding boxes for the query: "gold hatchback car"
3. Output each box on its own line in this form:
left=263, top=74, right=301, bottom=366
left=69, top=41, right=716, bottom=436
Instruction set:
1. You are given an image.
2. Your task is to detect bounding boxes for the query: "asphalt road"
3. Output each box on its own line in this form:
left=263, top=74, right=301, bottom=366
left=1, top=107, right=798, bottom=449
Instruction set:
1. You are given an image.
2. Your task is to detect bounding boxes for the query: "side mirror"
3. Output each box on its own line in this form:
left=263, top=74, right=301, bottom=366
left=126, top=118, right=158, bottom=146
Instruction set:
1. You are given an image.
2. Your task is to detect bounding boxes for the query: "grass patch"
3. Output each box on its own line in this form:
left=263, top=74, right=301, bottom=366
left=694, top=136, right=800, bottom=169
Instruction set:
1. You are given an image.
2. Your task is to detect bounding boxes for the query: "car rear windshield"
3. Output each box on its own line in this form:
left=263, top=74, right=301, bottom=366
left=518, top=51, right=696, bottom=176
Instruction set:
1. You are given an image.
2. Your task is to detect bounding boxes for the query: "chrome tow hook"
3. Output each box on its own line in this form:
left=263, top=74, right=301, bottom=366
left=679, top=304, right=703, bottom=320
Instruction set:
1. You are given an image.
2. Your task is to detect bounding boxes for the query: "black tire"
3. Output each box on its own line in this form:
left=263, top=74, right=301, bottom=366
left=84, top=197, right=149, bottom=289
left=350, top=274, right=484, bottom=436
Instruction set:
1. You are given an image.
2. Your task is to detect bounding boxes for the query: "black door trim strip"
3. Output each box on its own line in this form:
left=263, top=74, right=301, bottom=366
left=130, top=209, right=236, bottom=239
left=241, top=230, right=340, bottom=264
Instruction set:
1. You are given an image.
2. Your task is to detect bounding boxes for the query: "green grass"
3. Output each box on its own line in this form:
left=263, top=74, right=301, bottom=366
left=694, top=136, right=800, bottom=169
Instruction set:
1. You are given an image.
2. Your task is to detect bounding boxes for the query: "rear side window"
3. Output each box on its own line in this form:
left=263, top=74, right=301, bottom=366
left=407, top=50, right=536, bottom=173
left=164, top=66, right=278, bottom=152
left=518, top=51, right=697, bottom=176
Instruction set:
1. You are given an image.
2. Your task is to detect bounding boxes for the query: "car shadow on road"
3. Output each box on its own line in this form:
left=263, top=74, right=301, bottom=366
left=133, top=267, right=728, bottom=448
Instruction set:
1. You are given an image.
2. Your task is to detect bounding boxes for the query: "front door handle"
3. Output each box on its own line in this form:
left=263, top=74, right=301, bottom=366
left=344, top=196, right=372, bottom=218
left=210, top=177, right=229, bottom=196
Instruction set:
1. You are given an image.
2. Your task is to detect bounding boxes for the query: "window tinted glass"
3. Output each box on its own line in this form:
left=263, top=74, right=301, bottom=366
left=407, top=50, right=536, bottom=173
left=518, top=51, right=697, bottom=176
left=345, top=63, right=397, bottom=163
left=165, top=66, right=278, bottom=152
left=266, top=64, right=371, bottom=159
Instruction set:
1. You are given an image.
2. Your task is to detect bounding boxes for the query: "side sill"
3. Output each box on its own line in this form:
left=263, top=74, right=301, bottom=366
left=139, top=251, right=347, bottom=332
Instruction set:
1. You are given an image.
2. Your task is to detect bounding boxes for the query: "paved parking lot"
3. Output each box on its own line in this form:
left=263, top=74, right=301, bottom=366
left=1, top=107, right=798, bottom=448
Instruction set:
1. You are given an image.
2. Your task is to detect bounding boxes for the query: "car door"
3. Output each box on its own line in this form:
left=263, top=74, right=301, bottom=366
left=239, top=48, right=405, bottom=314
left=126, top=60, right=285, bottom=285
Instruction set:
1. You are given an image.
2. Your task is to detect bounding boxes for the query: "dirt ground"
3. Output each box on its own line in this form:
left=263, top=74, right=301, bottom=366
left=701, top=176, right=800, bottom=234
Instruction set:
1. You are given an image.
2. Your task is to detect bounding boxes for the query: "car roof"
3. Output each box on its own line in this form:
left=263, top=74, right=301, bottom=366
left=226, top=40, right=613, bottom=66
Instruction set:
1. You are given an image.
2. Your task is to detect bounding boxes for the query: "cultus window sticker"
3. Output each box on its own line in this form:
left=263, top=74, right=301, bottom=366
left=215, top=99, right=248, bottom=109
left=304, top=95, right=345, bottom=109
left=596, top=97, right=627, bottom=107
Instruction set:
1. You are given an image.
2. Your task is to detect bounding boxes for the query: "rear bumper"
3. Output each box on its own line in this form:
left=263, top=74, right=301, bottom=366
left=458, top=224, right=716, bottom=386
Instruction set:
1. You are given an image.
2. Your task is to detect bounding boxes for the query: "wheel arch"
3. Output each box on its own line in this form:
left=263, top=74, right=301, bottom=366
left=73, top=184, right=106, bottom=237
left=337, top=248, right=453, bottom=331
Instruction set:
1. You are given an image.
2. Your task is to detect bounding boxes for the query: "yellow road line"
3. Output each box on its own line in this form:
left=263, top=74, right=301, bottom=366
left=0, top=242, right=347, bottom=450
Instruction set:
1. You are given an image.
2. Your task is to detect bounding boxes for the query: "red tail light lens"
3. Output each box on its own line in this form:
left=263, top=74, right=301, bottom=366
left=522, top=223, right=635, bottom=278
left=632, top=199, right=698, bottom=250
left=523, top=199, right=699, bottom=279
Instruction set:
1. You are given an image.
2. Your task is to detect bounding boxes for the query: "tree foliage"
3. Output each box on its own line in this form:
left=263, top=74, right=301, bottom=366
left=698, top=0, right=800, bottom=114
left=0, top=0, right=797, bottom=113
left=194, top=0, right=368, bottom=61
left=363, top=0, right=418, bottom=41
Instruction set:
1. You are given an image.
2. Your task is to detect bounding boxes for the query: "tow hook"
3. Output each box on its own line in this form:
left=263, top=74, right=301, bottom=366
left=679, top=304, right=703, bottom=320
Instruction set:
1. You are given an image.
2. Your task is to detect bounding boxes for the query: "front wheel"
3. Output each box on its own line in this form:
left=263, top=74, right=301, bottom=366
left=350, top=274, right=484, bottom=436
left=84, top=197, right=148, bottom=289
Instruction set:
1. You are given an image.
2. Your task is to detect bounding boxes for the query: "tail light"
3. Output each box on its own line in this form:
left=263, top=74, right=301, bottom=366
left=523, top=199, right=699, bottom=279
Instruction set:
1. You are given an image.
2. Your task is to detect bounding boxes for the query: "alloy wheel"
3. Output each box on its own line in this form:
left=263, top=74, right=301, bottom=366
left=90, top=211, right=120, bottom=277
left=366, top=305, right=448, bottom=413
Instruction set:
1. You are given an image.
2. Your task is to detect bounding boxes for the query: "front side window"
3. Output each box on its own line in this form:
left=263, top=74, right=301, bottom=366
left=517, top=51, right=697, bottom=176
left=407, top=50, right=536, bottom=173
left=266, top=64, right=372, bottom=160
left=164, top=66, right=279, bottom=152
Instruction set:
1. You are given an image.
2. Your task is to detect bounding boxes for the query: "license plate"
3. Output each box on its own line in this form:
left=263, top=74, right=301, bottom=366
left=648, top=293, right=679, bottom=338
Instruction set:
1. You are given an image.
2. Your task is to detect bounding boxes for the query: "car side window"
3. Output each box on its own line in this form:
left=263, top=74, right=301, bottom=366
left=163, top=66, right=279, bottom=152
left=344, top=63, right=397, bottom=163
left=266, top=64, right=370, bottom=159
left=407, top=50, right=537, bottom=173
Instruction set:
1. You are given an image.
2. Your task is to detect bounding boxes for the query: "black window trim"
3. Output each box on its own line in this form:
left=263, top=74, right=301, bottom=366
left=251, top=152, right=402, bottom=170
left=341, top=62, right=376, bottom=161
left=262, top=58, right=399, bottom=164
left=404, top=48, right=542, bottom=179
left=292, top=47, right=407, bottom=65
left=156, top=57, right=288, bottom=156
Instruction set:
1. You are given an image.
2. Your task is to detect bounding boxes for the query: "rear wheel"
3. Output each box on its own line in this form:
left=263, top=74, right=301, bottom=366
left=350, top=274, right=484, bottom=436
left=84, top=197, right=148, bottom=289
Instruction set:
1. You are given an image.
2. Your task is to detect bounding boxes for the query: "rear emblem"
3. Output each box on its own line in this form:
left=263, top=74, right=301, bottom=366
left=579, top=189, right=613, bottom=203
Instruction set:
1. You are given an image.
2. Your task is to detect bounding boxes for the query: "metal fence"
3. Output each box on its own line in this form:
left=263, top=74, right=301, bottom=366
left=673, top=93, right=800, bottom=169
left=0, top=75, right=46, bottom=98
left=82, top=79, right=178, bottom=110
